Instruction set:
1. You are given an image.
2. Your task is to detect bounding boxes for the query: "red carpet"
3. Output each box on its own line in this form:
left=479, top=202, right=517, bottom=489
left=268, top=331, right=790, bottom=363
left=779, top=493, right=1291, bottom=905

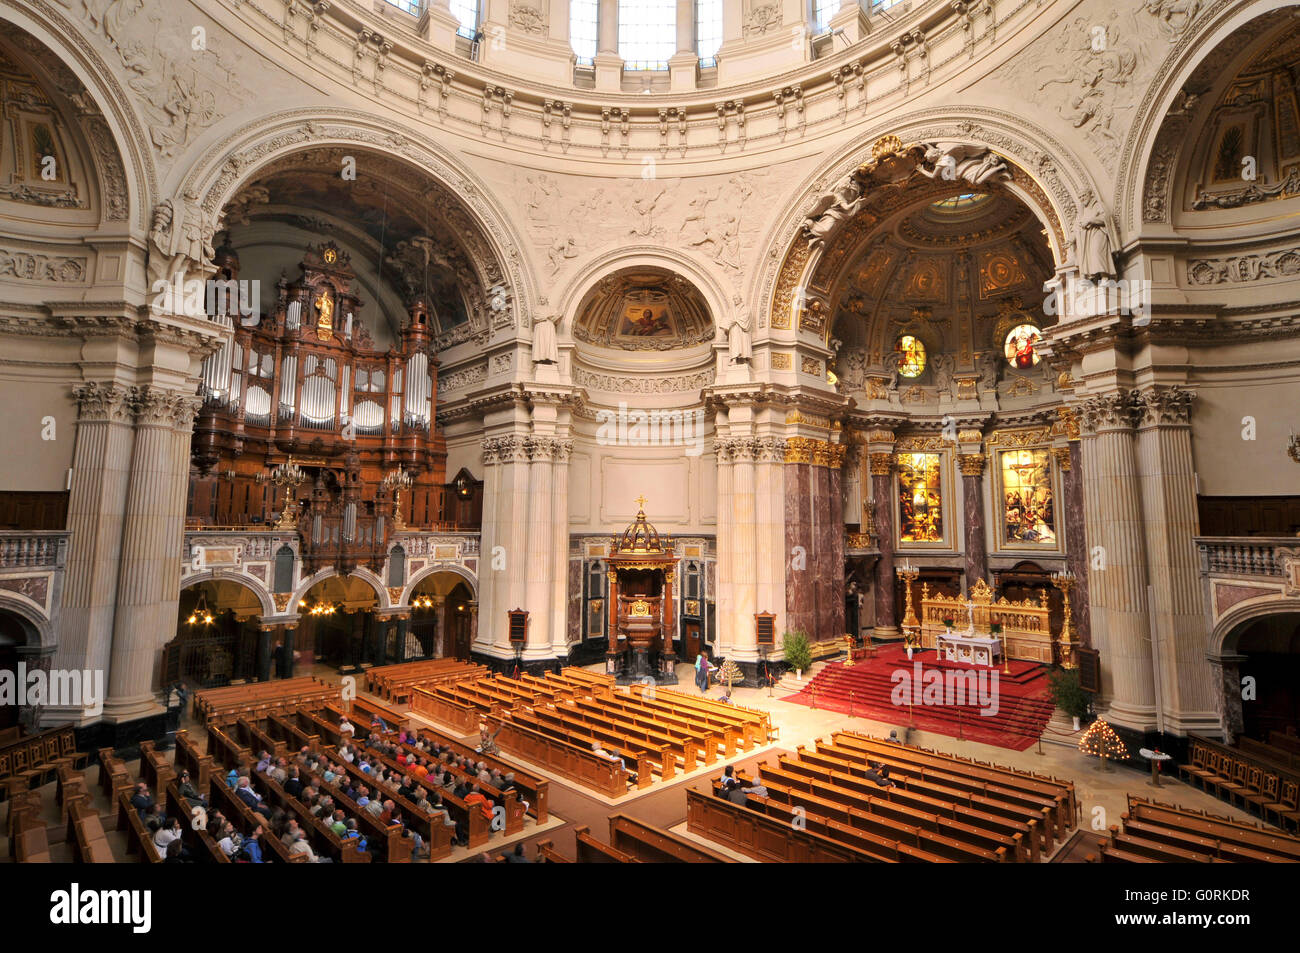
left=785, top=645, right=1055, bottom=751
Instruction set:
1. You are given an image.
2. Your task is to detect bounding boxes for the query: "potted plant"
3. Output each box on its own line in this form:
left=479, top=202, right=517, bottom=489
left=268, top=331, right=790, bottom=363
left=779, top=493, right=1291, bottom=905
left=783, top=629, right=813, bottom=682
left=1048, top=667, right=1092, bottom=731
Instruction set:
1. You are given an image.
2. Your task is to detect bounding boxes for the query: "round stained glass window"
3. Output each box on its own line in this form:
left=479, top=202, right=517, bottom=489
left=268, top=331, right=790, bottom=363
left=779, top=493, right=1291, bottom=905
left=895, top=334, right=927, bottom=378
left=1003, top=324, right=1043, bottom=370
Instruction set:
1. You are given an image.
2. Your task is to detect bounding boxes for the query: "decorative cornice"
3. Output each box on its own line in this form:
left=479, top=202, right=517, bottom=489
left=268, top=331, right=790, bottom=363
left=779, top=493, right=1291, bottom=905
left=957, top=453, right=986, bottom=476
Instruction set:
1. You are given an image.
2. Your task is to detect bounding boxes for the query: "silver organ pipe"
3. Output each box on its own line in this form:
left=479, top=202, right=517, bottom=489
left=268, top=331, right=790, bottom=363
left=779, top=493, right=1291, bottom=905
left=340, top=364, right=351, bottom=418
left=280, top=354, right=298, bottom=416
left=343, top=501, right=357, bottom=542
left=286, top=299, right=302, bottom=330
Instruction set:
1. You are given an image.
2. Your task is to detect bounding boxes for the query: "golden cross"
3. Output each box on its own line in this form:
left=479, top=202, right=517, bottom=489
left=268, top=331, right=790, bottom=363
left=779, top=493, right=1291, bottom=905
left=635, top=495, right=647, bottom=510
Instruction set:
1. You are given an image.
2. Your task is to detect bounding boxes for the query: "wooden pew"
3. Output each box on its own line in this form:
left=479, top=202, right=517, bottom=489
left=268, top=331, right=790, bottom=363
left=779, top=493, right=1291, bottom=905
left=137, top=740, right=177, bottom=798
left=535, top=839, right=571, bottom=863
left=66, top=798, right=116, bottom=863
left=574, top=824, right=640, bottom=863
left=173, top=729, right=213, bottom=794
left=409, top=725, right=550, bottom=823
left=686, top=786, right=879, bottom=863
left=115, top=790, right=163, bottom=863
left=205, top=774, right=305, bottom=863
left=607, top=813, right=733, bottom=863
left=410, top=686, right=481, bottom=733
left=324, top=744, right=455, bottom=858
left=490, top=715, right=628, bottom=796
left=247, top=767, right=369, bottom=863
left=1124, top=795, right=1300, bottom=862
left=167, top=780, right=229, bottom=863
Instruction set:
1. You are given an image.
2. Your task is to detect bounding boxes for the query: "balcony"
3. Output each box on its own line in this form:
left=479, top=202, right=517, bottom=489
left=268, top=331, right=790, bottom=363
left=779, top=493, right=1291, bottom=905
left=1195, top=536, right=1300, bottom=637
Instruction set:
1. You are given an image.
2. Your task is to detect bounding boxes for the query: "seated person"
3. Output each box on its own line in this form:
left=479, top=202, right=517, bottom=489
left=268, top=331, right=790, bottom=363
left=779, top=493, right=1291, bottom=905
left=591, top=742, right=637, bottom=783
left=864, top=761, right=896, bottom=788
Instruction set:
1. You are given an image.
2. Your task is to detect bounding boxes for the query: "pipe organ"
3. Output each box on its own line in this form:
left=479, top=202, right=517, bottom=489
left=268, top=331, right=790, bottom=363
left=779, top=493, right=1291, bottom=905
left=188, top=241, right=474, bottom=574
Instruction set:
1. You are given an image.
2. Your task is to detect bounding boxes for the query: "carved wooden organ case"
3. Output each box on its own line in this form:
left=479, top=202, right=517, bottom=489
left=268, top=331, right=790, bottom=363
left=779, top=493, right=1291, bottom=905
left=189, top=242, right=449, bottom=575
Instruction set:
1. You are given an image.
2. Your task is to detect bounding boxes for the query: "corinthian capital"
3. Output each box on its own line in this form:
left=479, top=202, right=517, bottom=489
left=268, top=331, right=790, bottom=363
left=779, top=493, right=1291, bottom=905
left=131, top=386, right=202, bottom=428
left=1077, top=391, right=1137, bottom=434
left=72, top=382, right=133, bottom=423
left=1134, top=385, right=1196, bottom=428
left=868, top=452, right=896, bottom=475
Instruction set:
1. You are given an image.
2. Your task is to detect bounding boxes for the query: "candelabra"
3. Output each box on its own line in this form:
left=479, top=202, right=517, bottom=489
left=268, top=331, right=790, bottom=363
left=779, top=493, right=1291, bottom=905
left=262, top=459, right=307, bottom=529
left=384, top=466, right=414, bottom=531
left=898, top=561, right=920, bottom=648
left=1051, top=569, right=1077, bottom=670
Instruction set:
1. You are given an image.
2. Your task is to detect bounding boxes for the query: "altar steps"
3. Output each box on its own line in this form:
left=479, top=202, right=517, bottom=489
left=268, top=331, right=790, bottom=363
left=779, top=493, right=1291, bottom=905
left=784, top=645, right=1055, bottom=751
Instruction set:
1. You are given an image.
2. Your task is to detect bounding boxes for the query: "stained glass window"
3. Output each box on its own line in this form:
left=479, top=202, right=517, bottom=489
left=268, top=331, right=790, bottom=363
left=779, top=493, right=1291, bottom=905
left=895, top=334, right=927, bottom=378
left=1003, top=324, right=1043, bottom=370
left=999, top=449, right=1056, bottom=546
left=897, top=452, right=944, bottom=543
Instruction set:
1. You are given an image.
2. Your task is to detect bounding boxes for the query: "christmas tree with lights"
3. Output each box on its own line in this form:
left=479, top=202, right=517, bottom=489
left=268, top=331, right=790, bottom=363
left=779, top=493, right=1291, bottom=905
left=1078, top=719, right=1129, bottom=771
left=718, top=657, right=744, bottom=692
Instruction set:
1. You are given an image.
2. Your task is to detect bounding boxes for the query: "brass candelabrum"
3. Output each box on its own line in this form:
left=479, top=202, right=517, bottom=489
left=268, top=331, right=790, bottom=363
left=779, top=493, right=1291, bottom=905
left=384, top=466, right=414, bottom=532
left=1052, top=570, right=1077, bottom=670
left=898, top=563, right=920, bottom=649
left=263, top=459, right=307, bottom=529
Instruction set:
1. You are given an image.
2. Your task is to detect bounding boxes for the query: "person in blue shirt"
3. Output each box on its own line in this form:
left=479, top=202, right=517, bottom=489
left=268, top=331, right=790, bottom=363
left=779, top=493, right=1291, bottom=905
left=343, top=818, right=367, bottom=852
left=226, top=767, right=239, bottom=789
left=242, top=825, right=265, bottom=863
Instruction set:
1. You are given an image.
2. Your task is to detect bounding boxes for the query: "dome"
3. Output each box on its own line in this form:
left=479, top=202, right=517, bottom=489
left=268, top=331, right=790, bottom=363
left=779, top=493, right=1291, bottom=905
left=612, top=499, right=669, bottom=554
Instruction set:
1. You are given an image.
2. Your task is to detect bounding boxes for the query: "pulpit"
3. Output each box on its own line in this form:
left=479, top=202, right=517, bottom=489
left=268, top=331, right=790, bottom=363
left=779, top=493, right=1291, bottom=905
left=606, top=499, right=678, bottom=684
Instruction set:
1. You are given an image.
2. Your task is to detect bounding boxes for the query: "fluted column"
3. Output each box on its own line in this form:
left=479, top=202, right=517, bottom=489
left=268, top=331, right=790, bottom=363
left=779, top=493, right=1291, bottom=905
left=50, top=383, right=134, bottom=724
left=714, top=440, right=735, bottom=657
left=524, top=437, right=555, bottom=658
left=1079, top=392, right=1156, bottom=733
left=869, top=451, right=898, bottom=638
left=102, top=388, right=202, bottom=723
left=958, top=452, right=988, bottom=587
left=475, top=438, right=503, bottom=653
left=550, top=441, right=573, bottom=659
left=1134, top=385, right=1216, bottom=734
left=731, top=438, right=758, bottom=661
left=754, top=438, right=786, bottom=634
left=782, top=438, right=814, bottom=640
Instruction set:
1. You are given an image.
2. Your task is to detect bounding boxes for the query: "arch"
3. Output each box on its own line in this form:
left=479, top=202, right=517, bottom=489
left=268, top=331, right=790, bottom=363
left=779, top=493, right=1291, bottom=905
left=1117, top=0, right=1292, bottom=236
left=175, top=108, right=536, bottom=334
left=0, top=0, right=155, bottom=230
left=0, top=597, right=50, bottom=650
left=751, top=108, right=1105, bottom=342
left=404, top=562, right=480, bottom=603
left=1209, top=594, right=1300, bottom=660
left=554, top=245, right=734, bottom=343
left=290, top=566, right=390, bottom=615
left=179, top=571, right=276, bottom=618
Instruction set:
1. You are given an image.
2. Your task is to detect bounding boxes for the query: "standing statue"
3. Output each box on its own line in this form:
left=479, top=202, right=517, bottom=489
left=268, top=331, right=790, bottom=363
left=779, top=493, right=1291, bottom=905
left=532, top=312, right=559, bottom=364
left=1075, top=195, right=1116, bottom=279
left=978, top=350, right=1002, bottom=395
left=931, top=353, right=956, bottom=401
left=726, top=315, right=752, bottom=364
left=884, top=351, right=904, bottom=392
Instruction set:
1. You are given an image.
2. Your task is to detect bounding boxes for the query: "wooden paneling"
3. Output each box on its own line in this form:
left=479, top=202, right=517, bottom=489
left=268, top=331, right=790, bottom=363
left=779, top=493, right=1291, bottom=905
left=0, top=491, right=68, bottom=530
left=1199, top=496, right=1300, bottom=537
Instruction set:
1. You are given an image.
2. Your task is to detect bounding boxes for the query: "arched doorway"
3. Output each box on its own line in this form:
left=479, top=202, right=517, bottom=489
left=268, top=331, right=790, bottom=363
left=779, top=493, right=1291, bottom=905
left=167, top=581, right=266, bottom=688
left=298, top=574, right=380, bottom=671
left=1234, top=613, right=1300, bottom=740
left=408, top=572, right=475, bottom=661
left=0, top=610, right=38, bottom=733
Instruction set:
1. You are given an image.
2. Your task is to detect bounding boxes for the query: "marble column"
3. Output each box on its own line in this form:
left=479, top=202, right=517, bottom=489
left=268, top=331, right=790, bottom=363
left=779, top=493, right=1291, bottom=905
left=731, top=438, right=758, bottom=661
left=1134, top=385, right=1217, bottom=735
left=1079, top=391, right=1156, bottom=733
left=869, top=452, right=898, bottom=638
left=1056, top=414, right=1092, bottom=647
left=826, top=444, right=847, bottom=641
left=714, top=440, right=735, bottom=656
left=524, top=437, right=555, bottom=657
left=550, top=441, right=573, bottom=660
left=257, top=626, right=273, bottom=682
left=50, top=383, right=134, bottom=724
left=475, top=438, right=503, bottom=653
left=103, top=388, right=201, bottom=723
left=282, top=625, right=296, bottom=678
left=958, top=453, right=988, bottom=587
left=754, top=438, right=786, bottom=633
left=1210, top=654, right=1247, bottom=745
left=782, top=439, right=814, bottom=640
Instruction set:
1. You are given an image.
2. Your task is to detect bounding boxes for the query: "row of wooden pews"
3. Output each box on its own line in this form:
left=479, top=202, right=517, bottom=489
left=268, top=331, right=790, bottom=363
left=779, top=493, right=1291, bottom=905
left=687, top=732, right=1076, bottom=863
left=558, top=814, right=734, bottom=863
left=1179, top=735, right=1300, bottom=831
left=1089, top=795, right=1300, bottom=863
left=194, top=676, right=337, bottom=725
left=365, top=659, right=486, bottom=703
left=0, top=726, right=88, bottom=799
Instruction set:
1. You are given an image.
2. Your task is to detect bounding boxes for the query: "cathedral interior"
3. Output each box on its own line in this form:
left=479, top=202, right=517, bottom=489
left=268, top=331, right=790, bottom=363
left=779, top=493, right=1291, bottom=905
left=2, top=0, right=1300, bottom=879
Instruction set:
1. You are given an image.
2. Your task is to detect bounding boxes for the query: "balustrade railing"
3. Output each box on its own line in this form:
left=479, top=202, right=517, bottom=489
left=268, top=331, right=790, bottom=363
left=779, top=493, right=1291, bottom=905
left=0, top=532, right=69, bottom=569
left=1196, top=537, right=1293, bottom=578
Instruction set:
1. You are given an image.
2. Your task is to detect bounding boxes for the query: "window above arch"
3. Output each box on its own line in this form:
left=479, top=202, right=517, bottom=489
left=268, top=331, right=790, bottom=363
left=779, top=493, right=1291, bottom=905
left=571, top=0, right=598, bottom=64
left=620, top=0, right=676, bottom=70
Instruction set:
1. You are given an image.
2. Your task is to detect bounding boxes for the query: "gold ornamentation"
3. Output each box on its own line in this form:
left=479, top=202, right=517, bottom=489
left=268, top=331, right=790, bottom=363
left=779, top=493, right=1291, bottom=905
left=801, top=357, right=822, bottom=376
left=771, top=353, right=793, bottom=370
left=630, top=599, right=651, bottom=617
left=897, top=435, right=951, bottom=451
left=957, top=429, right=984, bottom=444
left=868, top=452, right=895, bottom=476
left=958, top=453, right=986, bottom=476
left=866, top=378, right=889, bottom=400
left=846, top=532, right=872, bottom=549
left=956, top=377, right=979, bottom=401
left=986, top=427, right=1052, bottom=449
left=784, top=437, right=816, bottom=464
left=387, top=586, right=404, bottom=604
left=1052, top=447, right=1072, bottom=472
left=273, top=592, right=292, bottom=612
left=1007, top=377, right=1037, bottom=397
left=685, top=599, right=700, bottom=615
left=314, top=289, right=334, bottom=341
left=866, top=429, right=896, bottom=444
left=785, top=410, right=832, bottom=429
